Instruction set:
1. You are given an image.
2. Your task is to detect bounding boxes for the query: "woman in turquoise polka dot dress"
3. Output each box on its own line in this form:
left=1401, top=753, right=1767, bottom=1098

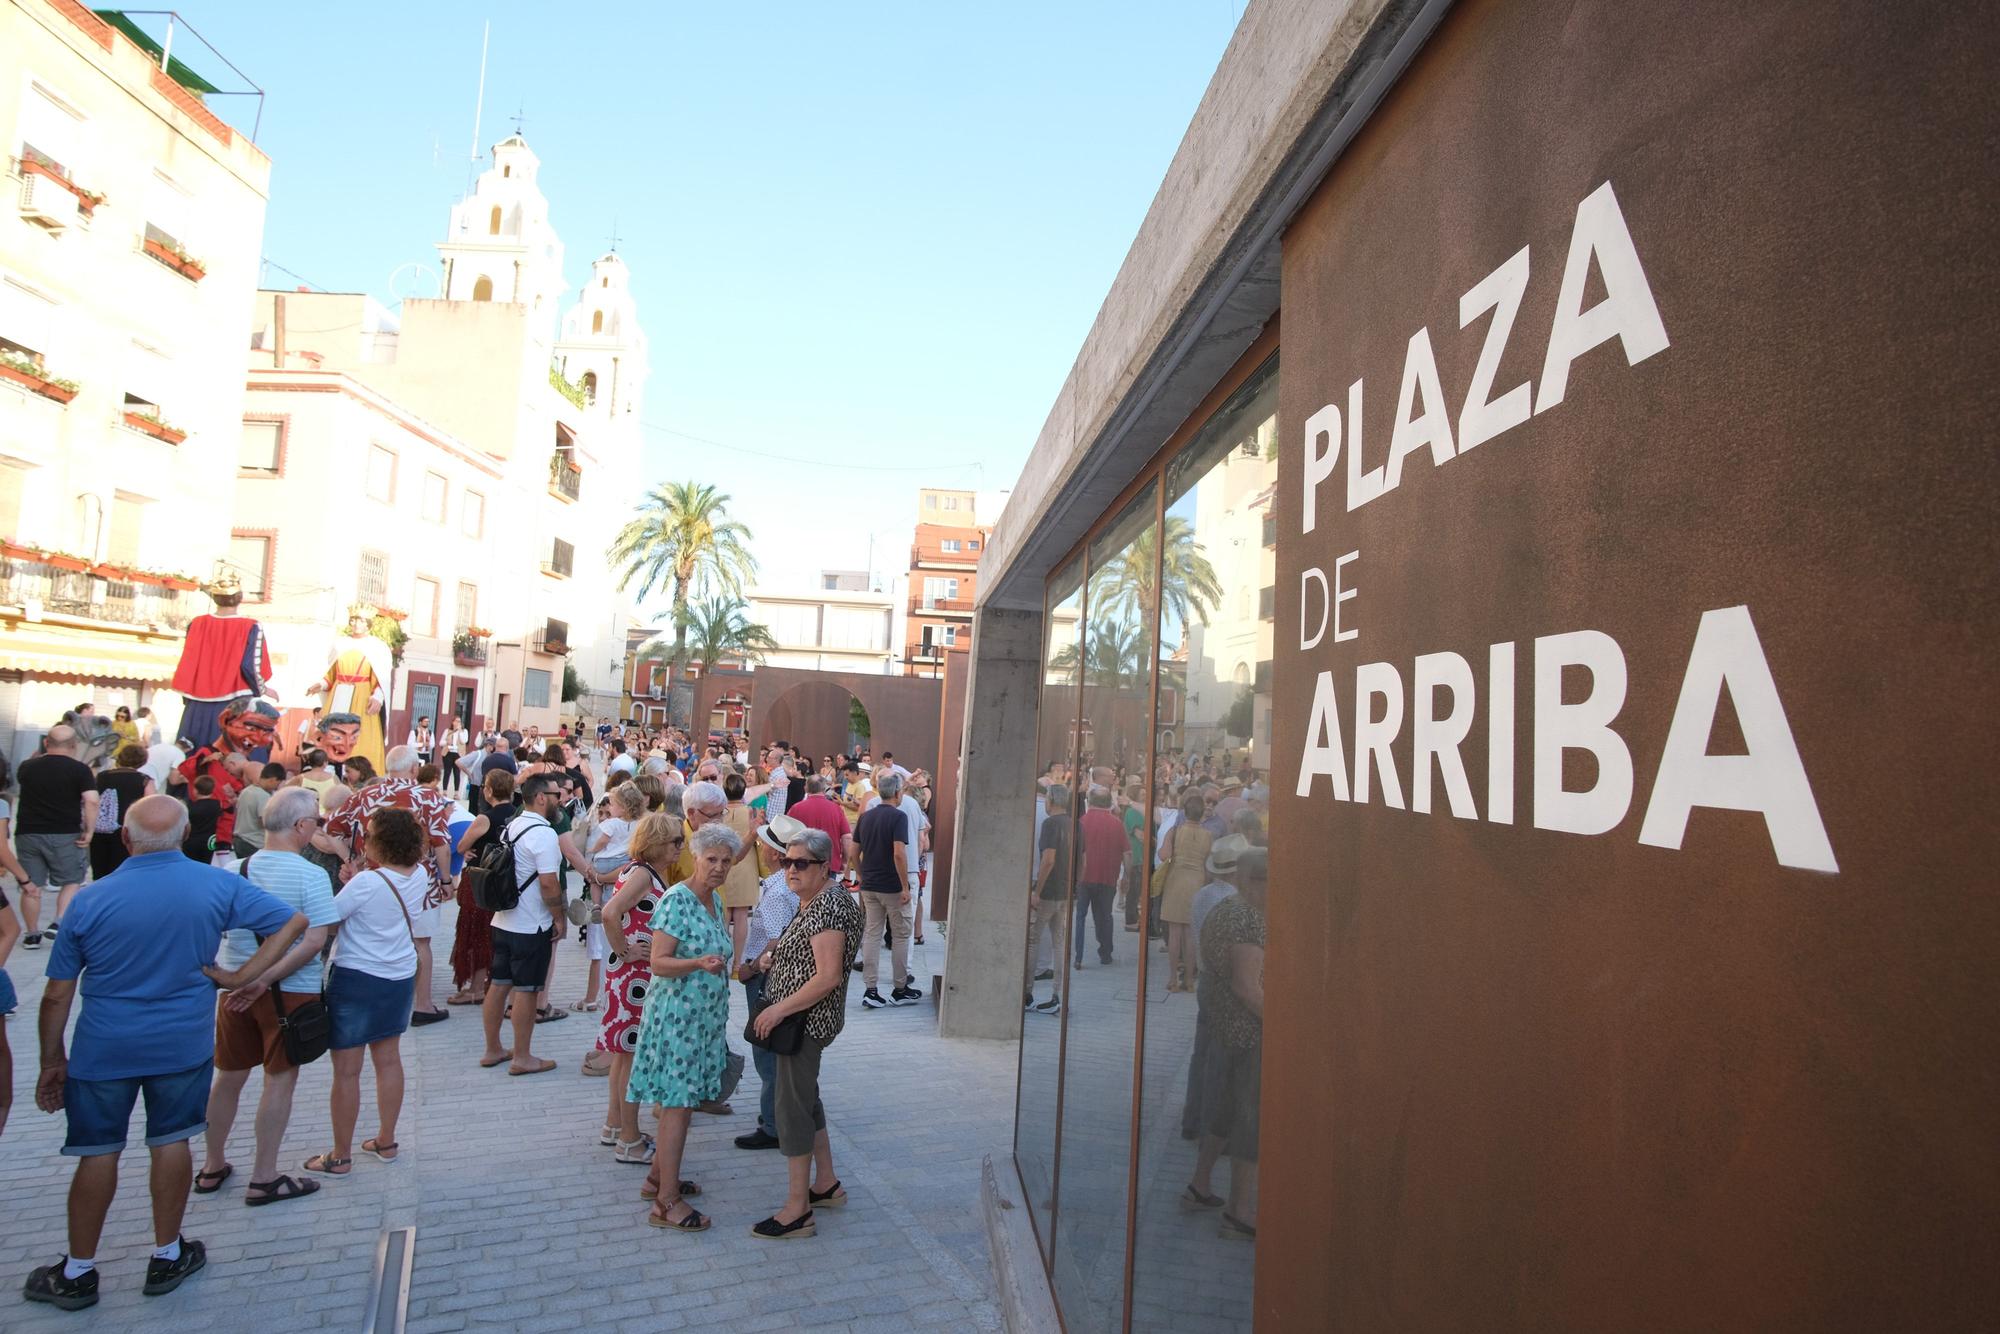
left=626, top=822, right=740, bottom=1232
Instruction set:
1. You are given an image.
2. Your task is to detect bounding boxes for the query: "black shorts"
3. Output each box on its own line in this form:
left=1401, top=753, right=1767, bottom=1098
left=490, top=925, right=553, bottom=992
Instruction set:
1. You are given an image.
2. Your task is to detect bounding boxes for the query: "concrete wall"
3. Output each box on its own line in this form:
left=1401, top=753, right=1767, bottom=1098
left=938, top=606, right=1043, bottom=1039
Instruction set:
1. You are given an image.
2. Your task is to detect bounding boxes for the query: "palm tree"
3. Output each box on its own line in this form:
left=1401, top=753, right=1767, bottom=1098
left=608, top=481, right=757, bottom=673
left=1088, top=516, right=1222, bottom=635
left=1050, top=620, right=1150, bottom=690
left=648, top=595, right=779, bottom=678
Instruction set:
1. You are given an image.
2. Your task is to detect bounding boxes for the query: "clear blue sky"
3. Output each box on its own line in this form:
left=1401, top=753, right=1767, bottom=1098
left=173, top=1, right=1240, bottom=595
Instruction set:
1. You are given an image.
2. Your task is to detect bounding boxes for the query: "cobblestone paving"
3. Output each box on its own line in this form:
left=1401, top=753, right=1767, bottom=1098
left=1, top=905, right=1013, bottom=1332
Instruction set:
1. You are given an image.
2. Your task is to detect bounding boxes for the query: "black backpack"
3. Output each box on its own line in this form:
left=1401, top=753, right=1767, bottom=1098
left=465, top=814, right=532, bottom=912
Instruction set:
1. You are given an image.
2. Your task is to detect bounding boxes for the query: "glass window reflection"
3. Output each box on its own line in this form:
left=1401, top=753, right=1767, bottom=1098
left=1053, top=483, right=1159, bottom=1329
left=1017, top=555, right=1084, bottom=1262
left=1132, top=357, right=1277, bottom=1331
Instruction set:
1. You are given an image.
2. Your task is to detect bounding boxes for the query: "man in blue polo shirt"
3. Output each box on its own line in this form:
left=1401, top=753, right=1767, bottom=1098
left=24, top=795, right=306, bottom=1312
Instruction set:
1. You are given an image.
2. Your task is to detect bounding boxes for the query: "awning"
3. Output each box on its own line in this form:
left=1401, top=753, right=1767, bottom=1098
left=0, top=618, right=182, bottom=683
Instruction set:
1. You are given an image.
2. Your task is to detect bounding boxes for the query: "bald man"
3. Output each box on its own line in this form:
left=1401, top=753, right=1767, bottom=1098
left=26, top=795, right=306, bottom=1309
left=15, top=724, right=98, bottom=949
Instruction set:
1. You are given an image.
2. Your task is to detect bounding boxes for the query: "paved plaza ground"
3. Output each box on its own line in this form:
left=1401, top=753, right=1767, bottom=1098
left=1, top=906, right=1015, bottom=1332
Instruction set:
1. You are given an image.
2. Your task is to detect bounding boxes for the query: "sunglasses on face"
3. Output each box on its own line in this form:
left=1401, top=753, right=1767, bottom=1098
left=778, top=857, right=826, bottom=871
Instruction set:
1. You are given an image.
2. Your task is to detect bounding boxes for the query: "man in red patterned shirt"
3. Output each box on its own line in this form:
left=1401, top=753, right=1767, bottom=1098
left=323, top=745, right=454, bottom=1025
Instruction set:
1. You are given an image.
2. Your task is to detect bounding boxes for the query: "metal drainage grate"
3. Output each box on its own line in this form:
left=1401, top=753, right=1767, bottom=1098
left=362, top=1226, right=415, bottom=1334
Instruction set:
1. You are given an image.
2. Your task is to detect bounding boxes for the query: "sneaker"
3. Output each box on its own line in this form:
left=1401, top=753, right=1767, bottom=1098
left=890, top=985, right=923, bottom=1005
left=22, top=933, right=41, bottom=951
left=904, top=973, right=916, bottom=990
left=1033, top=967, right=1054, bottom=981
left=1031, top=997, right=1062, bottom=1015
left=861, top=989, right=888, bottom=1010
left=734, top=1128, right=781, bottom=1151
left=44, top=920, right=59, bottom=936
left=142, top=1238, right=206, bottom=1296
left=1023, top=995, right=1036, bottom=1010
left=23, top=1259, right=98, bottom=1310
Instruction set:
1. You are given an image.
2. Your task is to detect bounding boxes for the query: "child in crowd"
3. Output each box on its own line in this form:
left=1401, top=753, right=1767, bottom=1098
left=183, top=776, right=222, bottom=862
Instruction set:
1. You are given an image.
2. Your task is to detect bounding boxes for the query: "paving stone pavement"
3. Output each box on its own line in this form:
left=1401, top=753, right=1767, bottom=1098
left=1, top=901, right=1015, bottom=1332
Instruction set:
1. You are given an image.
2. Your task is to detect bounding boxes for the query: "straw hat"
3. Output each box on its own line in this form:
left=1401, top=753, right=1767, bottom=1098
left=1206, top=833, right=1250, bottom=875
left=757, top=811, right=808, bottom=856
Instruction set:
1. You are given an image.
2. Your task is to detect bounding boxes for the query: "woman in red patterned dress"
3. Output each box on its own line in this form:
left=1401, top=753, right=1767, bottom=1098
left=597, top=812, right=685, bottom=1162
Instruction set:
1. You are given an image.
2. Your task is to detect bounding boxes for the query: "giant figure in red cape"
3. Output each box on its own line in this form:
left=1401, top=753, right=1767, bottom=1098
left=172, top=570, right=276, bottom=751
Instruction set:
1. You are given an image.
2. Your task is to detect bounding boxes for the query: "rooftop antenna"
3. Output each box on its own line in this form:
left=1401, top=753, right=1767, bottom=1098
left=607, top=217, right=622, bottom=254
left=510, top=104, right=527, bottom=135
left=467, top=20, right=490, bottom=186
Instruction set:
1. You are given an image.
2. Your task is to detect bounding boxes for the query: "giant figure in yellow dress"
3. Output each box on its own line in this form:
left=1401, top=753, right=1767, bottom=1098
left=307, top=604, right=393, bottom=773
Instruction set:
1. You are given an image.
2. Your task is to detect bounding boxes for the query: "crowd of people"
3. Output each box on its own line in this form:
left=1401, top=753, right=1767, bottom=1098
left=0, top=704, right=943, bottom=1311
left=1025, top=751, right=1269, bottom=1239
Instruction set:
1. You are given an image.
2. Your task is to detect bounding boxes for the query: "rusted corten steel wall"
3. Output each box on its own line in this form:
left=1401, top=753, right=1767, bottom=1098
left=711, top=666, right=943, bottom=777
left=1261, top=0, right=1997, bottom=1329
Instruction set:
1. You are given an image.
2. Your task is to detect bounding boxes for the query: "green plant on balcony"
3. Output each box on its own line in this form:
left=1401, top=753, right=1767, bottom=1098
left=548, top=363, right=587, bottom=410
left=0, top=350, right=80, bottom=401
left=122, top=406, right=187, bottom=444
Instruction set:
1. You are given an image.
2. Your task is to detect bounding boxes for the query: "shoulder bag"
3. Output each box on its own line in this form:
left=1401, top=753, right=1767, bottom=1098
left=743, top=914, right=809, bottom=1056
left=238, top=858, right=333, bottom=1066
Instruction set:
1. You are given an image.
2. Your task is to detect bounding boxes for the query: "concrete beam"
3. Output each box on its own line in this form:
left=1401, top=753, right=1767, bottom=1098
left=938, top=604, right=1043, bottom=1040
left=975, top=0, right=1445, bottom=611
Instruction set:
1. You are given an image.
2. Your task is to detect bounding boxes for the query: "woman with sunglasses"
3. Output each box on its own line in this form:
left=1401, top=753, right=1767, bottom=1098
left=745, top=826, right=863, bottom=1239
left=594, top=813, right=681, bottom=1163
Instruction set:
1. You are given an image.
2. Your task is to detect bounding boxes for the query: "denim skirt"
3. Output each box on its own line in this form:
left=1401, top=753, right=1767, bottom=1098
left=326, top=965, right=416, bottom=1050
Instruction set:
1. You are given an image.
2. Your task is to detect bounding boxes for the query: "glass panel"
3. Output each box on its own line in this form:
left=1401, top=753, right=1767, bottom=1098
left=1053, top=482, right=1158, bottom=1329
left=1017, top=554, right=1083, bottom=1264
left=1132, top=356, right=1276, bottom=1331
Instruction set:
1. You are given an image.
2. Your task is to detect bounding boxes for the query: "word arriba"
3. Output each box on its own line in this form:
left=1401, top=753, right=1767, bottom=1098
left=1301, top=180, right=1668, bottom=529
left=1294, top=605, right=1837, bottom=872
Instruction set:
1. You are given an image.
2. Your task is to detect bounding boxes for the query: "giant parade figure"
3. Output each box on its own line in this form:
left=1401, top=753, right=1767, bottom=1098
left=176, top=697, right=280, bottom=858
left=171, top=570, right=276, bottom=750
left=307, top=604, right=392, bottom=773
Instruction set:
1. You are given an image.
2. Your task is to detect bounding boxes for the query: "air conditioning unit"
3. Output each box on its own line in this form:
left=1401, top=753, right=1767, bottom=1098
left=18, top=174, right=68, bottom=231
left=648, top=684, right=663, bottom=699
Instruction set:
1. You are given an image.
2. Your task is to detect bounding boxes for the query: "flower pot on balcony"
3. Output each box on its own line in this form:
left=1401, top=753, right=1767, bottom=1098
left=123, top=411, right=187, bottom=445
left=45, top=553, right=88, bottom=573
left=180, top=257, right=206, bottom=281
left=0, top=362, right=77, bottom=404
left=164, top=576, right=198, bottom=591
left=92, top=563, right=131, bottom=581
left=126, top=569, right=169, bottom=588
left=1, top=540, right=37, bottom=561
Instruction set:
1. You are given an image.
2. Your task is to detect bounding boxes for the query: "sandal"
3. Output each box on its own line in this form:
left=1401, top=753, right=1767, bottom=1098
left=509, top=1057, right=558, bottom=1077
left=534, top=1006, right=569, bottom=1024
left=639, top=1177, right=702, bottom=1200
left=245, top=1174, right=321, bottom=1207
left=750, top=1210, right=816, bottom=1240
left=808, top=1179, right=847, bottom=1208
left=1218, top=1212, right=1257, bottom=1239
left=570, top=999, right=600, bottom=1013
left=614, top=1137, right=656, bottom=1165
left=479, top=1051, right=514, bottom=1068
left=193, top=1164, right=233, bottom=1194
left=1179, top=1184, right=1224, bottom=1211
left=599, top=1123, right=619, bottom=1147
left=302, top=1152, right=352, bottom=1176
left=648, top=1200, right=710, bottom=1231
left=445, top=992, right=482, bottom=1006
left=362, top=1138, right=399, bottom=1162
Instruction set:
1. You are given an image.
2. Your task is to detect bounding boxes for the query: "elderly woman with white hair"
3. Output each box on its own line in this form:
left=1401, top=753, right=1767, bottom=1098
left=627, top=820, right=740, bottom=1232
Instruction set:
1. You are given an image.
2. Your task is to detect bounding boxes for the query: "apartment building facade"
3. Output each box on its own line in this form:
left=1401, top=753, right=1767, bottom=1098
left=0, top=0, right=269, bottom=761
left=905, top=487, right=990, bottom=675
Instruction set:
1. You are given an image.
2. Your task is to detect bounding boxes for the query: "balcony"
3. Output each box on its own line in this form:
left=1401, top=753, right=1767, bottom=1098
left=0, top=553, right=194, bottom=631
left=910, top=595, right=974, bottom=615
left=910, top=544, right=979, bottom=568
left=906, top=641, right=943, bottom=661
left=550, top=454, right=581, bottom=502
left=451, top=630, right=490, bottom=667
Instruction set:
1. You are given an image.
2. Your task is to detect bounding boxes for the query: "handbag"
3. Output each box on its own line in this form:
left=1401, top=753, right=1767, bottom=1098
left=237, top=857, right=332, bottom=1065
left=744, top=992, right=808, bottom=1056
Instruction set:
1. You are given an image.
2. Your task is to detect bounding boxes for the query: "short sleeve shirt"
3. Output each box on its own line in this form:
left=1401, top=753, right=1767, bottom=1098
left=1198, top=893, right=1266, bottom=1049
left=222, top=849, right=341, bottom=992
left=763, top=885, right=863, bottom=1044
left=1037, top=816, right=1071, bottom=901
left=16, top=753, right=95, bottom=834
left=47, top=850, right=296, bottom=1079
left=325, top=777, right=454, bottom=897
left=853, top=803, right=908, bottom=894
left=490, top=812, right=562, bottom=933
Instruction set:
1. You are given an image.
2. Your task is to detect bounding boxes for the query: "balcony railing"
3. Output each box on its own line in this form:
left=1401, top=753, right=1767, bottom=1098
left=911, top=595, right=974, bottom=613
left=451, top=634, right=489, bottom=667
left=1, top=556, right=193, bottom=630
left=906, top=641, right=943, bottom=660
left=910, top=545, right=979, bottom=567
left=550, top=455, right=581, bottom=502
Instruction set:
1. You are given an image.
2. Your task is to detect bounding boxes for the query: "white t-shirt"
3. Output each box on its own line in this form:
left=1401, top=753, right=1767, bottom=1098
left=490, top=811, right=562, bottom=934
left=898, top=795, right=927, bottom=865
left=333, top=866, right=423, bottom=980
left=608, top=754, right=638, bottom=779
left=142, top=742, right=184, bottom=790
left=590, top=816, right=634, bottom=870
